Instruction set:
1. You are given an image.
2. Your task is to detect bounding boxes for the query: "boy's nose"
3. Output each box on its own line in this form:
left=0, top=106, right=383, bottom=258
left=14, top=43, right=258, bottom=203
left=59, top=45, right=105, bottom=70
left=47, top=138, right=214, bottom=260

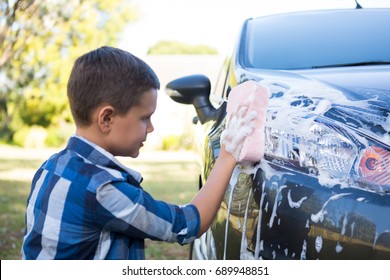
left=147, top=122, right=154, bottom=133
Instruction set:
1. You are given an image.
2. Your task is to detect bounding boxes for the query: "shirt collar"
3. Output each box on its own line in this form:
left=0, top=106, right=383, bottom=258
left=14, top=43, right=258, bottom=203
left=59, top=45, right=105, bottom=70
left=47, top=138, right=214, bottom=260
left=67, top=135, right=143, bottom=183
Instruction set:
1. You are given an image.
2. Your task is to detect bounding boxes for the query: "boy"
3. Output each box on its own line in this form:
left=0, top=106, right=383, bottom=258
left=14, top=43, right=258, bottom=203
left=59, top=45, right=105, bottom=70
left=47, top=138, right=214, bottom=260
left=21, top=46, right=256, bottom=259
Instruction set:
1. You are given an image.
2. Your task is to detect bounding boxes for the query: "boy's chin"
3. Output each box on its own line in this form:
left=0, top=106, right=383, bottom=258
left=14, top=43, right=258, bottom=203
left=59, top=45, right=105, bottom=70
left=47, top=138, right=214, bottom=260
left=114, top=148, right=140, bottom=158
left=128, top=149, right=141, bottom=158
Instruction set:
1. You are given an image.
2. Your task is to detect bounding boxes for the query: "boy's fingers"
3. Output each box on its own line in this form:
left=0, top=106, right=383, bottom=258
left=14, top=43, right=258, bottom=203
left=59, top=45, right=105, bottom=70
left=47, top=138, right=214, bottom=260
left=222, top=103, right=259, bottom=161
left=229, top=104, right=249, bottom=121
left=236, top=104, right=251, bottom=120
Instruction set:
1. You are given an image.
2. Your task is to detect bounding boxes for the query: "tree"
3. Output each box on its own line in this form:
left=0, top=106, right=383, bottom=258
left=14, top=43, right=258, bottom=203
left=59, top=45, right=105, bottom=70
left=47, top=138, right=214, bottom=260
left=0, top=0, right=138, bottom=142
left=147, top=40, right=218, bottom=55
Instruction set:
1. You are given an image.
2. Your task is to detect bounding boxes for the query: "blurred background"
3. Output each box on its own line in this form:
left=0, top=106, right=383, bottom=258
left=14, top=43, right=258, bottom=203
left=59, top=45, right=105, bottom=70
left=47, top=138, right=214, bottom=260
left=1, top=0, right=384, bottom=260
left=0, top=0, right=362, bottom=150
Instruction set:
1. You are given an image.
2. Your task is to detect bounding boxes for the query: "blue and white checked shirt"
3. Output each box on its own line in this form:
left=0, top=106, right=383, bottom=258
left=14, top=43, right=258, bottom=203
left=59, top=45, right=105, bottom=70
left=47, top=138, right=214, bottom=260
left=22, top=135, right=200, bottom=259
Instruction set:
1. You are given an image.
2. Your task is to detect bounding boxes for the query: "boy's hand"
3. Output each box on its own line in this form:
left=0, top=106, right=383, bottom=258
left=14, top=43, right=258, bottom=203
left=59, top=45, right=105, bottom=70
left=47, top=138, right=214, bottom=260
left=193, top=103, right=256, bottom=236
left=220, top=104, right=257, bottom=162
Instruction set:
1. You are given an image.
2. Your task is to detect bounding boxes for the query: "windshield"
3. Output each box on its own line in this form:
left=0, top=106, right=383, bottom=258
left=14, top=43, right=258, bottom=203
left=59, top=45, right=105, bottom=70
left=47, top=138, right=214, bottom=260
left=243, top=10, right=390, bottom=70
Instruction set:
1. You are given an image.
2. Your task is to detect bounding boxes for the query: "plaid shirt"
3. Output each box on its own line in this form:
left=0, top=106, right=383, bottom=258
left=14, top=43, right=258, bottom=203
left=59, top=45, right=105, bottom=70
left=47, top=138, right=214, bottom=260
left=22, top=135, right=200, bottom=259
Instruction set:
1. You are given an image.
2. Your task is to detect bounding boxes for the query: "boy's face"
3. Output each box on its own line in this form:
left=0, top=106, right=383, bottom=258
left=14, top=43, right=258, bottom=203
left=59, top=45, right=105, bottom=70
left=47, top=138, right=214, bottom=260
left=107, top=89, right=157, bottom=157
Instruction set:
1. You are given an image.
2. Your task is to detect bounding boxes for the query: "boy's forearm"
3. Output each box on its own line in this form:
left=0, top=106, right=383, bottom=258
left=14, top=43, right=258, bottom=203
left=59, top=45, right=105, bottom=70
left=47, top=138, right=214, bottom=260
left=191, top=148, right=237, bottom=237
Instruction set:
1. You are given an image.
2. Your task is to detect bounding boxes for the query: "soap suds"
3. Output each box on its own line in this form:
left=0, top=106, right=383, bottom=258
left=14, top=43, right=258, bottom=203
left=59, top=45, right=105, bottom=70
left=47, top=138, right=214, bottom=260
left=221, top=105, right=256, bottom=161
left=254, top=181, right=266, bottom=258
left=315, top=236, right=323, bottom=253
left=240, top=188, right=256, bottom=260
left=300, top=239, right=307, bottom=260
left=269, top=184, right=287, bottom=228
left=311, top=193, right=351, bottom=223
left=335, top=242, right=343, bottom=253
left=223, top=183, right=236, bottom=260
left=287, top=189, right=307, bottom=208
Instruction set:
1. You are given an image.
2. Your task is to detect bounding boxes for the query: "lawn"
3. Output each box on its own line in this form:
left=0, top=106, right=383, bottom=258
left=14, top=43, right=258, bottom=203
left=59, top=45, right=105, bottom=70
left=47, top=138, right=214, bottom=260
left=0, top=146, right=198, bottom=260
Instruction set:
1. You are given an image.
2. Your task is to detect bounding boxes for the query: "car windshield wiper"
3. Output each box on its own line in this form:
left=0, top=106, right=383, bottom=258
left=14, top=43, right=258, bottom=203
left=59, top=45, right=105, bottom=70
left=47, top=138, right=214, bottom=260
left=312, top=61, right=390, bottom=69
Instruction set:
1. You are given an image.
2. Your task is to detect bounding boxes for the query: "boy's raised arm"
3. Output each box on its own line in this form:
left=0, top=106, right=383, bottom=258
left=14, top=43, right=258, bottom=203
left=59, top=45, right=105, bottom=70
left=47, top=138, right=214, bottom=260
left=191, top=81, right=269, bottom=237
left=190, top=148, right=237, bottom=236
left=190, top=104, right=257, bottom=236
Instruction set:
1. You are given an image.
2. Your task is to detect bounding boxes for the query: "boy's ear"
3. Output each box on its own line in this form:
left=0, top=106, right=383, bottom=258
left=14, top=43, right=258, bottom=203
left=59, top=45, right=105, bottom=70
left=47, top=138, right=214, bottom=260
left=97, top=105, right=115, bottom=133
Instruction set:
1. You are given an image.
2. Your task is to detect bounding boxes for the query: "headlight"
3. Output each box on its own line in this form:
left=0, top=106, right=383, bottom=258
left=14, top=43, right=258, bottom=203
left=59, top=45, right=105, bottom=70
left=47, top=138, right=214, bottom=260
left=264, top=118, right=390, bottom=192
left=358, top=146, right=390, bottom=186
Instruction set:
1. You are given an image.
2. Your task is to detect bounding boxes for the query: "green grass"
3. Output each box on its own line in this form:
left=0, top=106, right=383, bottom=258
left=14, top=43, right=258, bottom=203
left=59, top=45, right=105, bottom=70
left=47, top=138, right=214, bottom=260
left=0, top=147, right=198, bottom=260
left=0, top=179, right=29, bottom=260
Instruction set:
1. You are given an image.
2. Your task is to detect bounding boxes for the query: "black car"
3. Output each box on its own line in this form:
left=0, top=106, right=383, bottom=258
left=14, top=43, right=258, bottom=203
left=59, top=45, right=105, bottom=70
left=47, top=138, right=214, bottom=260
left=166, top=8, right=390, bottom=259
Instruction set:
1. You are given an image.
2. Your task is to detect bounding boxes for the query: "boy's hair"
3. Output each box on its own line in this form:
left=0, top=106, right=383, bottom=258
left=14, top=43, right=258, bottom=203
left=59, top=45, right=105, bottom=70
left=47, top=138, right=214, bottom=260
left=67, top=46, right=160, bottom=126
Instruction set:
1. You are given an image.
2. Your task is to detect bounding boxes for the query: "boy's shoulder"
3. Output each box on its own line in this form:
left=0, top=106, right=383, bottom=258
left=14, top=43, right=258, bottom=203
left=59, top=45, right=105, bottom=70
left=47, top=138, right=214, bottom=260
left=40, top=143, right=139, bottom=193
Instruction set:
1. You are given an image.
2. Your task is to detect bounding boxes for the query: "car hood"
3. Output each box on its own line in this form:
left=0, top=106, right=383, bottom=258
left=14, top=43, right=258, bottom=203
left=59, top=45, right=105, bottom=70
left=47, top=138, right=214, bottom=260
left=241, top=65, right=390, bottom=144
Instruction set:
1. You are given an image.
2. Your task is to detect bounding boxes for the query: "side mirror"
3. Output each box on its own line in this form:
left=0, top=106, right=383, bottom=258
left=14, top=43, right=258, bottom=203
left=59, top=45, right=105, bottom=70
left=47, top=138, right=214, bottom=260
left=166, top=74, right=217, bottom=124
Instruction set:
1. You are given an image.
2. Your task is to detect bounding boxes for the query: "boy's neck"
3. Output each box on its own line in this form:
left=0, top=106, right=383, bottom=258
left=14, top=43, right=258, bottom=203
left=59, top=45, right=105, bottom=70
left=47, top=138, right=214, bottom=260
left=75, top=126, right=108, bottom=152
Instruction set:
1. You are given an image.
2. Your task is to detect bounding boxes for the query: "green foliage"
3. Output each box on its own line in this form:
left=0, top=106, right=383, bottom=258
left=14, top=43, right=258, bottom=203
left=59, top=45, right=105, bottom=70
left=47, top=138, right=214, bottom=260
left=161, top=131, right=195, bottom=151
left=12, top=125, right=47, bottom=148
left=0, top=0, right=139, bottom=142
left=162, top=135, right=181, bottom=150
left=19, top=92, right=62, bottom=127
left=44, top=122, right=74, bottom=147
left=148, top=40, right=218, bottom=55
left=12, top=122, right=73, bottom=148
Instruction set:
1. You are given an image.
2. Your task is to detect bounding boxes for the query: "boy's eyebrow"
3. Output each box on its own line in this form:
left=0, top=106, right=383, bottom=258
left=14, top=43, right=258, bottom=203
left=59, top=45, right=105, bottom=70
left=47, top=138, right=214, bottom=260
left=143, top=110, right=155, bottom=117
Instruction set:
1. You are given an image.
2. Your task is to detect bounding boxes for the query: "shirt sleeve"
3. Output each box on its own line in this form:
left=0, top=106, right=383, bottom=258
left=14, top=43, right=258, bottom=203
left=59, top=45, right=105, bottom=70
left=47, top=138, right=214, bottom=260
left=94, top=182, right=200, bottom=245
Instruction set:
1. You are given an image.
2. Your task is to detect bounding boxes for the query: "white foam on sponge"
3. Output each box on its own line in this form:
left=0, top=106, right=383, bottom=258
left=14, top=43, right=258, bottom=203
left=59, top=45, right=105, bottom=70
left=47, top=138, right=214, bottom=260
left=223, top=80, right=270, bottom=164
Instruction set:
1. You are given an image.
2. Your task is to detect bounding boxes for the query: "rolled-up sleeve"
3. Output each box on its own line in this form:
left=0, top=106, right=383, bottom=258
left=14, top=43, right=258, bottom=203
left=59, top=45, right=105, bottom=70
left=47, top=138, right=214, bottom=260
left=168, top=203, right=200, bottom=244
left=94, top=182, right=200, bottom=245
